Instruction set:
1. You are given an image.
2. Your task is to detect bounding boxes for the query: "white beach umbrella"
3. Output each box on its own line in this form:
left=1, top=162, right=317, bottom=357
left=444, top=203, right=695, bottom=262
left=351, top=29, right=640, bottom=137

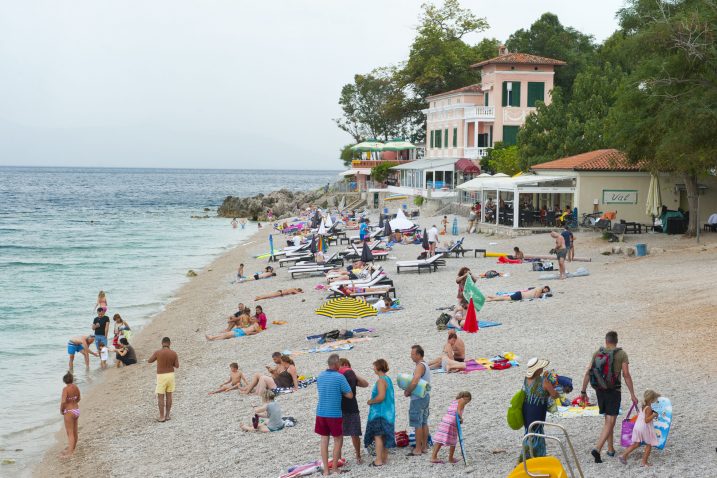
left=318, top=220, right=327, bottom=235
left=324, top=214, right=334, bottom=228
left=389, top=209, right=414, bottom=230
left=646, top=174, right=662, bottom=217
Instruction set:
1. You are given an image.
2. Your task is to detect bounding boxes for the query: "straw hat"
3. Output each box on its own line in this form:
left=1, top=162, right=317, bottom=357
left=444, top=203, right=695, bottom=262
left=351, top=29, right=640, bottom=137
left=525, top=357, right=550, bottom=378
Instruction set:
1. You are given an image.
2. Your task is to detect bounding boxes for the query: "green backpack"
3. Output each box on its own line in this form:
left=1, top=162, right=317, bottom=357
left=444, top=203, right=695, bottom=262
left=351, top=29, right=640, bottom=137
left=507, top=389, right=526, bottom=430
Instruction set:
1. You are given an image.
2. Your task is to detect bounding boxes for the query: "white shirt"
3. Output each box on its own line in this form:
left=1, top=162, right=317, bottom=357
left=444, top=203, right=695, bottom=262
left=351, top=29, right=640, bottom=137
left=100, top=348, right=109, bottom=361
left=427, top=227, right=439, bottom=243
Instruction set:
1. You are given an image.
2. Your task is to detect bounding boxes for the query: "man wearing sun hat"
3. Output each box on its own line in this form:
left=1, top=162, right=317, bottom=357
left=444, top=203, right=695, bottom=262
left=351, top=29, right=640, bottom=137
left=521, top=358, right=559, bottom=460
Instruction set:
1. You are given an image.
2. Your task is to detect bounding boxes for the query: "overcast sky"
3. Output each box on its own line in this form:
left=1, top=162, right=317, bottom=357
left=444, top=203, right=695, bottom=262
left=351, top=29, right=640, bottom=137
left=0, top=0, right=626, bottom=170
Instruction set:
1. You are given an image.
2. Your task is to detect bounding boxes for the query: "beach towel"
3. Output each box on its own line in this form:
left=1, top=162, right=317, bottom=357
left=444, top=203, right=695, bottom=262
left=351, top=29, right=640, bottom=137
left=551, top=405, right=603, bottom=418
left=396, top=373, right=430, bottom=398
left=272, top=377, right=317, bottom=395
left=463, top=359, right=487, bottom=372
left=462, top=275, right=485, bottom=312
left=448, top=320, right=502, bottom=330
left=539, top=267, right=590, bottom=280
left=497, top=256, right=522, bottom=264
left=305, top=328, right=374, bottom=340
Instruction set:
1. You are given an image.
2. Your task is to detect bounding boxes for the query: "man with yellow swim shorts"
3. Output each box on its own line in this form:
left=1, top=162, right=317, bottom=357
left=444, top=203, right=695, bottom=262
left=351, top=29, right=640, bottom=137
left=148, top=337, right=179, bottom=422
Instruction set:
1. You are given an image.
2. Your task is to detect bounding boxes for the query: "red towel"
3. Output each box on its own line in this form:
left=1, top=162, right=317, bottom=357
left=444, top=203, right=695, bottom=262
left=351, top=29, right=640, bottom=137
left=498, top=256, right=522, bottom=264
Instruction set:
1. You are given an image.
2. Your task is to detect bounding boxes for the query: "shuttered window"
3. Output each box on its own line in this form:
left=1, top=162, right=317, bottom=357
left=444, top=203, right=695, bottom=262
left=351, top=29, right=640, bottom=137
left=501, top=81, right=521, bottom=107
left=444, top=129, right=448, bottom=148
left=430, top=130, right=434, bottom=148
left=502, top=125, right=520, bottom=146
left=436, top=129, right=442, bottom=148
left=527, top=82, right=545, bottom=107
left=453, top=127, right=457, bottom=147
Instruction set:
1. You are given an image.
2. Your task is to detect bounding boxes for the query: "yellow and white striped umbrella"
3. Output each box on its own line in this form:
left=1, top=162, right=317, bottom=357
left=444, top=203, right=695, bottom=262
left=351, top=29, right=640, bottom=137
left=315, top=297, right=378, bottom=320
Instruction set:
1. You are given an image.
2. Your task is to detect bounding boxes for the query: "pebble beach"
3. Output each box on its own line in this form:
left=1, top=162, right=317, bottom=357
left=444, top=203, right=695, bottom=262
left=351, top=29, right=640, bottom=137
left=34, top=215, right=717, bottom=478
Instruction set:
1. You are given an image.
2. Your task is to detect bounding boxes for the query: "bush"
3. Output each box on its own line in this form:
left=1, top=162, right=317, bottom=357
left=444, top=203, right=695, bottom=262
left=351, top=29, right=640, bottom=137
left=414, top=196, right=424, bottom=206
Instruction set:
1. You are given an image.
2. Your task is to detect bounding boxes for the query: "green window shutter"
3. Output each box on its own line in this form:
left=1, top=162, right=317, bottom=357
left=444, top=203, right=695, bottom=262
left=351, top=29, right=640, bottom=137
left=502, top=125, right=520, bottom=146
left=453, top=127, right=458, bottom=147
left=430, top=130, right=434, bottom=148
left=502, top=82, right=508, bottom=107
left=527, top=82, right=545, bottom=107
left=436, top=130, right=441, bottom=148
left=511, top=82, right=521, bottom=107
left=444, top=129, right=448, bottom=148
left=484, top=92, right=489, bottom=106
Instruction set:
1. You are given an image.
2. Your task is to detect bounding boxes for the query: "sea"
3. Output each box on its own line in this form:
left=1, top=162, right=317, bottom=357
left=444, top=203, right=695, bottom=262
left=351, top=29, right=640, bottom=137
left=0, top=166, right=339, bottom=474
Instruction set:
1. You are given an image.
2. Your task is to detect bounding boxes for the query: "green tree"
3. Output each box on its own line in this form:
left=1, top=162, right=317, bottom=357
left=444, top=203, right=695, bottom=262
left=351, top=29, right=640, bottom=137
left=482, top=143, right=521, bottom=175
left=609, top=0, right=717, bottom=236
left=506, top=13, right=597, bottom=96
left=339, top=144, right=357, bottom=167
left=370, top=162, right=395, bottom=183
left=334, top=67, right=414, bottom=143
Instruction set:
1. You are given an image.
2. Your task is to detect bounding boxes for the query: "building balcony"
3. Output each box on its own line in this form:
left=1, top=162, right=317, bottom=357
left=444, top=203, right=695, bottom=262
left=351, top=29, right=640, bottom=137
left=464, top=106, right=495, bottom=121
left=464, top=147, right=491, bottom=159
left=351, top=159, right=413, bottom=169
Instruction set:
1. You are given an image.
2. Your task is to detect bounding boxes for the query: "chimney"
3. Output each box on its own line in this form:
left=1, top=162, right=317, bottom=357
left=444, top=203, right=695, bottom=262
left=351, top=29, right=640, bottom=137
left=498, top=44, right=508, bottom=56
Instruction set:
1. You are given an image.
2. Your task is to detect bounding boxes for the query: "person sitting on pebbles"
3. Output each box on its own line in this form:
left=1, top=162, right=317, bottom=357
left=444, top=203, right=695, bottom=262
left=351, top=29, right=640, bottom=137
left=205, top=316, right=262, bottom=341
left=240, top=390, right=285, bottom=433
left=209, top=362, right=247, bottom=394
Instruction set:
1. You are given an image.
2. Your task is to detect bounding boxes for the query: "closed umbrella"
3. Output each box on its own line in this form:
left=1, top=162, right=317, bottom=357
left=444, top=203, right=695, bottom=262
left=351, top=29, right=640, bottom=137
left=462, top=298, right=479, bottom=333
left=315, top=297, right=378, bottom=320
left=324, top=214, right=333, bottom=228
left=421, top=228, right=429, bottom=251
left=360, top=242, right=374, bottom=263
left=309, top=235, right=317, bottom=254
left=646, top=174, right=662, bottom=217
left=383, top=220, right=392, bottom=238
left=451, top=217, right=458, bottom=236
left=269, top=234, right=275, bottom=260
left=318, top=220, right=327, bottom=235
left=378, top=214, right=384, bottom=228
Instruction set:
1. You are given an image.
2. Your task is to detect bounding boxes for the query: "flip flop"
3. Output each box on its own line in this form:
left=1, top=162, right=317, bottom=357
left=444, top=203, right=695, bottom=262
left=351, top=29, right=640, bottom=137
left=619, top=456, right=627, bottom=465
left=368, top=462, right=383, bottom=467
left=406, top=452, right=421, bottom=457
left=430, top=460, right=445, bottom=464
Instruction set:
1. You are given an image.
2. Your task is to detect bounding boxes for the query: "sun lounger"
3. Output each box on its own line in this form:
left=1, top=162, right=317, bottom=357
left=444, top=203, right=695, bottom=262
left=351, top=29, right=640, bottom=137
left=436, top=238, right=466, bottom=258
left=328, top=267, right=386, bottom=287
left=328, top=281, right=396, bottom=299
left=278, top=253, right=313, bottom=267
left=396, top=254, right=445, bottom=274
left=289, top=264, right=336, bottom=279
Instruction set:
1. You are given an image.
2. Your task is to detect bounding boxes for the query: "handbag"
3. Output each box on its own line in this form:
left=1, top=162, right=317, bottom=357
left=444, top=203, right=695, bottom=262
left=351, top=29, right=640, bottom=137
left=620, top=404, right=638, bottom=447
left=395, top=430, right=409, bottom=447
left=507, top=389, right=526, bottom=430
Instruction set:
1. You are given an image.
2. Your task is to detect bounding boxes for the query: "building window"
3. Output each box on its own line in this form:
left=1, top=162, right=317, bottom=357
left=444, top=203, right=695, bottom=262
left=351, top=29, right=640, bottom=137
left=502, top=125, right=520, bottom=146
left=453, top=127, right=458, bottom=147
left=436, top=129, right=442, bottom=148
left=527, top=82, right=545, bottom=107
left=502, top=81, right=521, bottom=107
left=444, top=128, right=448, bottom=148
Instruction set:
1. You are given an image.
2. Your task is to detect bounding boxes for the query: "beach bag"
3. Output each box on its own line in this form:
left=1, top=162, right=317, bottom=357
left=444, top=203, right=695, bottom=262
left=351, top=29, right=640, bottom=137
left=507, top=389, right=526, bottom=430
left=435, top=313, right=451, bottom=330
left=395, top=430, right=409, bottom=447
left=556, top=375, right=573, bottom=394
left=620, top=404, right=638, bottom=447
left=589, top=347, right=622, bottom=391
left=318, top=330, right=340, bottom=344
left=484, top=270, right=500, bottom=278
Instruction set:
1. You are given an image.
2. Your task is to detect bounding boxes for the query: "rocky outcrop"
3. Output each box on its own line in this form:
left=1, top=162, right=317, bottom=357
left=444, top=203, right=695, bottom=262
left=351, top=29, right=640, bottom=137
left=217, top=188, right=342, bottom=220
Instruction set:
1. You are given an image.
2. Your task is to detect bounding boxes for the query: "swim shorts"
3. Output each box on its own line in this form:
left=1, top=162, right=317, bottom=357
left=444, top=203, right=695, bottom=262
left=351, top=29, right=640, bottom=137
left=67, top=342, right=84, bottom=355
left=596, top=389, right=621, bottom=416
left=233, top=328, right=246, bottom=338
left=510, top=291, right=523, bottom=301
left=315, top=416, right=343, bottom=437
left=253, top=273, right=260, bottom=280
left=555, top=248, right=567, bottom=260
left=155, top=372, right=176, bottom=394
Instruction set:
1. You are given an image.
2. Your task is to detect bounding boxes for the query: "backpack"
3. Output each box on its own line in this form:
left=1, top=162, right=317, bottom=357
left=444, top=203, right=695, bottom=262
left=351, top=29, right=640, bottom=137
left=507, top=389, right=526, bottom=430
left=435, top=313, right=451, bottom=330
left=589, top=347, right=622, bottom=391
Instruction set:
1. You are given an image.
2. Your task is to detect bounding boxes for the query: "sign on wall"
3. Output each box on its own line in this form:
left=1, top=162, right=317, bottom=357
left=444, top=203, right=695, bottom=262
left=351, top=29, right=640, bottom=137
left=602, top=189, right=638, bottom=204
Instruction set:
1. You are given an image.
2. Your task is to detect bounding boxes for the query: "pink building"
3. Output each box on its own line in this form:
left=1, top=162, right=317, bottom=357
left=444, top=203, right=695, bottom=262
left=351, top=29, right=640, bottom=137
left=391, top=47, right=565, bottom=199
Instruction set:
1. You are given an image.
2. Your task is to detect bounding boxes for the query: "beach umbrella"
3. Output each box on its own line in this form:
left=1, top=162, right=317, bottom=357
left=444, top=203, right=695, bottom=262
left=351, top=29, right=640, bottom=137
left=451, top=217, right=458, bottom=236
left=351, top=140, right=385, bottom=152
left=646, top=174, right=662, bottom=217
left=360, top=242, right=374, bottom=263
left=315, top=297, right=378, bottom=320
left=325, top=214, right=333, bottom=229
left=338, top=197, right=345, bottom=211
left=309, top=235, right=317, bottom=254
left=381, top=138, right=416, bottom=151
left=383, top=220, right=392, bottom=238
left=318, top=220, right=327, bottom=235
left=421, top=228, right=429, bottom=250
left=462, top=298, right=479, bottom=333
left=269, top=234, right=275, bottom=259
left=378, top=214, right=384, bottom=228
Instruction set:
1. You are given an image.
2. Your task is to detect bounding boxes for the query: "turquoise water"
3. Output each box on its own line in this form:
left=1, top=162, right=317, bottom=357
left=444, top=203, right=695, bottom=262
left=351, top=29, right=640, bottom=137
left=0, top=166, right=338, bottom=472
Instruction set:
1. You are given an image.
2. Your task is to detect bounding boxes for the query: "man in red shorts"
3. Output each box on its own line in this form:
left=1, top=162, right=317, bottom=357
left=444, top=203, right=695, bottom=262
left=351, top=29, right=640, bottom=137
left=315, top=353, right=353, bottom=475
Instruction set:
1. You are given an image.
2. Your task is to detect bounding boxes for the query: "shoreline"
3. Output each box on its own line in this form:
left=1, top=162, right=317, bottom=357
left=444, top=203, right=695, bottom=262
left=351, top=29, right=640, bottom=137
left=32, top=225, right=267, bottom=476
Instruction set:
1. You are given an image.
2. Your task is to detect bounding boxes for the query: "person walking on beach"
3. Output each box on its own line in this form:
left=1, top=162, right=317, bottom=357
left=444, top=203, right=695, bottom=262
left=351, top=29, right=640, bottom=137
left=59, top=372, right=81, bottom=458
left=338, top=358, right=369, bottom=464
left=519, top=358, right=560, bottom=461
left=92, top=307, right=110, bottom=351
left=364, top=358, right=395, bottom=467
left=580, top=331, right=638, bottom=463
left=67, top=335, right=98, bottom=371
left=427, top=225, right=439, bottom=257
left=148, top=337, right=179, bottom=422
left=405, top=345, right=431, bottom=456
left=550, top=231, right=567, bottom=279
left=315, top=353, right=353, bottom=476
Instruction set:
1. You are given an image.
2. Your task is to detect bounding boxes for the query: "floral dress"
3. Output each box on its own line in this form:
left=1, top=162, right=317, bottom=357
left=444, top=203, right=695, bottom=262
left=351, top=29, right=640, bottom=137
left=520, top=371, right=556, bottom=460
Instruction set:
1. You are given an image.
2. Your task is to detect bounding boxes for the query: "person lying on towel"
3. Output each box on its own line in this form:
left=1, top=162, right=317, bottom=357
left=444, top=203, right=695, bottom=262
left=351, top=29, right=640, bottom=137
left=486, top=286, right=551, bottom=301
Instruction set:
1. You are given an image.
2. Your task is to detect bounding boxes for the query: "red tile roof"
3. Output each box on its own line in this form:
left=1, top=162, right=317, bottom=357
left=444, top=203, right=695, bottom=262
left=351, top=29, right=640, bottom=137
left=531, top=149, right=644, bottom=171
left=471, top=52, right=566, bottom=68
left=426, top=84, right=482, bottom=100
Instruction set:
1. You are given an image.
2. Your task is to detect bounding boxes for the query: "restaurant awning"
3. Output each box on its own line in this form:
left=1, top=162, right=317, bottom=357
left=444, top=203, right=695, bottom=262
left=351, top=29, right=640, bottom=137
left=339, top=168, right=372, bottom=177
left=458, top=174, right=574, bottom=191
left=455, top=159, right=481, bottom=174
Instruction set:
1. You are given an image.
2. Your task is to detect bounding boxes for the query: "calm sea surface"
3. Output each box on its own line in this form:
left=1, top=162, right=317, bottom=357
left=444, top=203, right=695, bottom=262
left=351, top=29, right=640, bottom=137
left=0, top=166, right=338, bottom=473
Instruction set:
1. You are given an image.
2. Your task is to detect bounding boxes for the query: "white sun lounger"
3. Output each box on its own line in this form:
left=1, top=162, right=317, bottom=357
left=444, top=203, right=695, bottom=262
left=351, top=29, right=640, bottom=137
left=396, top=254, right=445, bottom=274
left=328, top=266, right=385, bottom=287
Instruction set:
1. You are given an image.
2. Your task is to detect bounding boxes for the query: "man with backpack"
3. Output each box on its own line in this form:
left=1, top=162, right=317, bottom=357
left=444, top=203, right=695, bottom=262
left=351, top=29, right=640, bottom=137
left=580, top=331, right=638, bottom=463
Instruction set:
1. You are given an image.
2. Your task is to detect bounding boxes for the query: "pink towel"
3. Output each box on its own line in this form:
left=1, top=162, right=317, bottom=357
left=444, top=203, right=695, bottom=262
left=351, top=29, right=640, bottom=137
left=463, top=359, right=487, bottom=373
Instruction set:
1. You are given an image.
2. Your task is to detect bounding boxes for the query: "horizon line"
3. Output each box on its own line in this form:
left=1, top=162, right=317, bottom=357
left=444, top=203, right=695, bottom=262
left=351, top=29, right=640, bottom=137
left=0, top=164, right=343, bottom=172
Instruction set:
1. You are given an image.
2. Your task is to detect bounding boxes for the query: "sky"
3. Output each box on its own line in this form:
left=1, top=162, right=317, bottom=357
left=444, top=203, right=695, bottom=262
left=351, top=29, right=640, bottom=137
left=0, top=0, right=627, bottom=170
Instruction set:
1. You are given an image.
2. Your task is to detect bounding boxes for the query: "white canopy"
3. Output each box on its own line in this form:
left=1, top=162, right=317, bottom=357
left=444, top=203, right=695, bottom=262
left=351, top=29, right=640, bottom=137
left=339, top=168, right=371, bottom=177
left=389, top=209, right=414, bottom=230
left=458, top=175, right=572, bottom=191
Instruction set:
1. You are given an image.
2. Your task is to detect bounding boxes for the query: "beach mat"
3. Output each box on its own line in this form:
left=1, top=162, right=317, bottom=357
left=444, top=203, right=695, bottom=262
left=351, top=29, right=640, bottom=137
left=539, top=267, right=590, bottom=280
left=448, top=321, right=502, bottom=330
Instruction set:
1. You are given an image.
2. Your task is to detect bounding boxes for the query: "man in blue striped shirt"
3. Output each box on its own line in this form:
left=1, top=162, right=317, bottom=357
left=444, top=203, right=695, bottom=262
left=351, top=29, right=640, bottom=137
left=316, top=353, right=353, bottom=475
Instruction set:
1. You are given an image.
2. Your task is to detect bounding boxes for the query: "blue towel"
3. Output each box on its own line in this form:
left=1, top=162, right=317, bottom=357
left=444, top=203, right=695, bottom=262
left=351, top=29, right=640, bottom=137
left=448, top=321, right=502, bottom=330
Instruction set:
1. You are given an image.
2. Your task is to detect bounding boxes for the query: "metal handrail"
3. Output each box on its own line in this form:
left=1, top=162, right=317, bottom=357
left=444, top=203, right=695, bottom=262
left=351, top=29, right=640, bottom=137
left=525, top=422, right=584, bottom=478
left=520, top=434, right=570, bottom=478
